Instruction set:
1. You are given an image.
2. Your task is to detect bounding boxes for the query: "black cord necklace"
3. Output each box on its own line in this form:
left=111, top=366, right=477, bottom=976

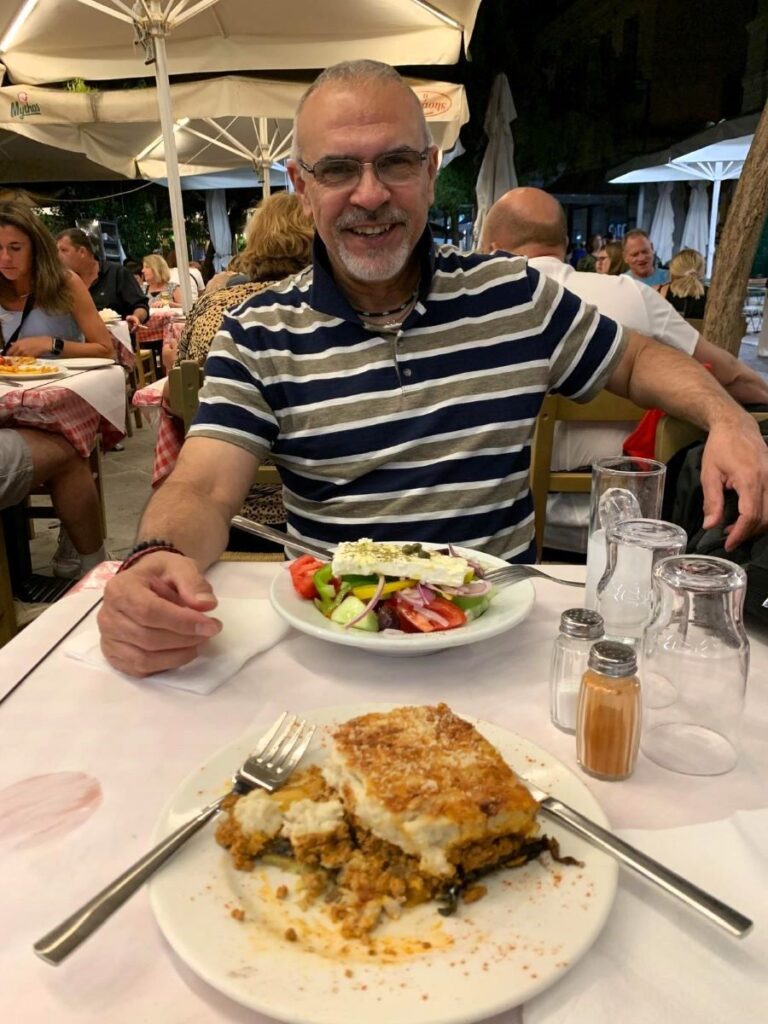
left=352, top=290, right=418, bottom=319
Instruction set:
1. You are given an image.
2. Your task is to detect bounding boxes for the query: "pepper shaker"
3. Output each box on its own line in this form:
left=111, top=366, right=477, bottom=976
left=576, top=641, right=641, bottom=781
left=550, top=609, right=604, bottom=732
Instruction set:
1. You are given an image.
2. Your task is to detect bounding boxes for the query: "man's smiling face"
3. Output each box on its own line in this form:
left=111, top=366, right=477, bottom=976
left=289, top=78, right=438, bottom=298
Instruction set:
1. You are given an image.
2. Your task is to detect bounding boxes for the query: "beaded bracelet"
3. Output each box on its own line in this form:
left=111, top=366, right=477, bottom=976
left=117, top=539, right=185, bottom=574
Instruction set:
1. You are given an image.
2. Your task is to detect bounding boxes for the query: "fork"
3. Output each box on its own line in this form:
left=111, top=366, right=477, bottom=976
left=484, top=565, right=586, bottom=588
left=33, top=713, right=315, bottom=965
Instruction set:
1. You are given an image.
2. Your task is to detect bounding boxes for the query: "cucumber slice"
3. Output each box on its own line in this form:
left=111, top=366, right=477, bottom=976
left=451, top=594, right=492, bottom=621
left=329, top=595, right=380, bottom=632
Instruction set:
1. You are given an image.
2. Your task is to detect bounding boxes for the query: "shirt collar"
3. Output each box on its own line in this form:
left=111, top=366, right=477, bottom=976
left=308, top=226, right=436, bottom=321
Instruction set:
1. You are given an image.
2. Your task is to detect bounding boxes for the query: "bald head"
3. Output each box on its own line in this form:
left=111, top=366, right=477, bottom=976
left=479, top=188, right=568, bottom=259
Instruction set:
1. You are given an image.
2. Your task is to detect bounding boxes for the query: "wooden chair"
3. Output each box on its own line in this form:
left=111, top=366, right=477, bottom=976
left=654, top=411, right=768, bottom=464
left=0, top=525, right=18, bottom=647
left=530, top=391, right=646, bottom=558
left=684, top=317, right=704, bottom=333
left=167, top=360, right=280, bottom=485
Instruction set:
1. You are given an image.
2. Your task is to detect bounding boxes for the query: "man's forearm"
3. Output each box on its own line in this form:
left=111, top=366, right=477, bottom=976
left=136, top=478, right=232, bottom=569
left=694, top=336, right=768, bottom=406
left=610, top=332, right=759, bottom=433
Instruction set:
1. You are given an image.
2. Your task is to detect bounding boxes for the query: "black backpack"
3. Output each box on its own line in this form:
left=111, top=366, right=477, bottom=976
left=661, top=416, right=768, bottom=623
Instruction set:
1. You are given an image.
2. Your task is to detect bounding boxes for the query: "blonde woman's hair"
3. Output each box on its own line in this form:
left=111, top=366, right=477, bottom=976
left=603, top=240, right=626, bottom=275
left=237, top=192, right=314, bottom=279
left=0, top=200, right=74, bottom=313
left=142, top=253, right=171, bottom=285
left=668, top=248, right=705, bottom=300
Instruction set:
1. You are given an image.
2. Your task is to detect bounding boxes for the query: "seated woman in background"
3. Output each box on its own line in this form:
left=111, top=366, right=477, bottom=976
left=0, top=200, right=114, bottom=359
left=165, top=249, right=201, bottom=302
left=142, top=254, right=182, bottom=308
left=177, top=192, right=314, bottom=365
left=167, top=192, right=314, bottom=546
left=657, top=248, right=707, bottom=319
left=594, top=239, right=626, bottom=276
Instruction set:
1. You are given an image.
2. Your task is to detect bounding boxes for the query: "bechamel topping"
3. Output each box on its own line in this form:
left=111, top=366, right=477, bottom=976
left=233, top=788, right=284, bottom=837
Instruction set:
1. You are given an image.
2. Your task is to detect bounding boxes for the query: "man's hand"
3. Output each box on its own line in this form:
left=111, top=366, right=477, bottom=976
left=98, top=551, right=222, bottom=677
left=126, top=314, right=141, bottom=331
left=700, top=416, right=768, bottom=550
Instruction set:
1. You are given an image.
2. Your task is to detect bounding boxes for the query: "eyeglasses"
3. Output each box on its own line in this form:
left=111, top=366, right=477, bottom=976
left=298, top=147, right=430, bottom=189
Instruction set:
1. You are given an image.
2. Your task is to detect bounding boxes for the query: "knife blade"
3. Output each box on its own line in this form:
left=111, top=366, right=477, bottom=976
left=520, top=775, right=753, bottom=938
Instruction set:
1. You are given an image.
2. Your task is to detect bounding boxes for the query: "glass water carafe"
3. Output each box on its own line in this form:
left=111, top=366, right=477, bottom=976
left=641, top=555, right=749, bottom=776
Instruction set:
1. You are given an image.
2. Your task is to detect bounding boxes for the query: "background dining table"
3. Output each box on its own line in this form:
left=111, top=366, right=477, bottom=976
left=0, top=560, right=765, bottom=1023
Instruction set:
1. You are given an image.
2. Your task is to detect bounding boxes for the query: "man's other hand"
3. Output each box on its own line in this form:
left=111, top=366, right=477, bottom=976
left=700, top=417, right=768, bottom=550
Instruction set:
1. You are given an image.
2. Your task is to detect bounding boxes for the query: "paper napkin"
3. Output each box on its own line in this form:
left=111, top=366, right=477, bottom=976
left=63, top=597, right=290, bottom=694
left=523, top=809, right=768, bottom=1024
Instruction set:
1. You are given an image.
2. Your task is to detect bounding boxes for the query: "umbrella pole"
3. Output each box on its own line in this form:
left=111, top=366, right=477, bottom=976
left=151, top=29, right=193, bottom=313
left=706, top=174, right=722, bottom=280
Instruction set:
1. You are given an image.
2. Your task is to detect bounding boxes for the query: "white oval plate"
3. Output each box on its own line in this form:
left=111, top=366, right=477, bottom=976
left=0, top=360, right=66, bottom=381
left=150, top=703, right=617, bottom=1024
left=270, top=544, right=535, bottom=656
left=56, top=357, right=115, bottom=369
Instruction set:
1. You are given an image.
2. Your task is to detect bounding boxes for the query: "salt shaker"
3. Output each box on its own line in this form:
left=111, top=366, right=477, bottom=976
left=550, top=609, right=604, bottom=732
left=576, top=641, right=641, bottom=781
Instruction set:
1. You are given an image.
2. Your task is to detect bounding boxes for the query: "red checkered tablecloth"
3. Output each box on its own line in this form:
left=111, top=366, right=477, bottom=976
left=0, top=383, right=124, bottom=456
left=130, top=380, right=184, bottom=486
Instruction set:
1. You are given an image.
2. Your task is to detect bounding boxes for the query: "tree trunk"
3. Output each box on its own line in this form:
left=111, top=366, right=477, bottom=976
left=703, top=97, right=768, bottom=356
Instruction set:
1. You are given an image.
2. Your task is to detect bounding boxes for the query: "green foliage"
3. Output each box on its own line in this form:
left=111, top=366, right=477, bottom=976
left=65, top=78, right=94, bottom=94
left=433, top=153, right=476, bottom=214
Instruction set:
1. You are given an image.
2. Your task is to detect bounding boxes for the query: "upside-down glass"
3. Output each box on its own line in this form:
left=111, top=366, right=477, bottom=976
left=596, top=518, right=687, bottom=648
left=584, top=456, right=667, bottom=608
left=641, top=555, right=749, bottom=776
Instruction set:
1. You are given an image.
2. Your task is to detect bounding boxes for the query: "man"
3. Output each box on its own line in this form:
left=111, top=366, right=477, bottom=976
left=479, top=187, right=768, bottom=550
left=97, top=60, right=768, bottom=677
left=0, top=429, right=107, bottom=574
left=622, top=228, right=668, bottom=286
left=56, top=229, right=149, bottom=329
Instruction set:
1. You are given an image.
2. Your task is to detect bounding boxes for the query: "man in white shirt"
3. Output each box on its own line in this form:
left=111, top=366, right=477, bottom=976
left=479, top=187, right=768, bottom=550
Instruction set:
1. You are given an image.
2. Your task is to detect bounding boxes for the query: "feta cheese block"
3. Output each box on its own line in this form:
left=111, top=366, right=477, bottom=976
left=331, top=538, right=468, bottom=588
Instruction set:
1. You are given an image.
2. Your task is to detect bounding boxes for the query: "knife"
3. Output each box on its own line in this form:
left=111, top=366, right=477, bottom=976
left=521, top=775, right=753, bottom=938
left=230, top=516, right=333, bottom=560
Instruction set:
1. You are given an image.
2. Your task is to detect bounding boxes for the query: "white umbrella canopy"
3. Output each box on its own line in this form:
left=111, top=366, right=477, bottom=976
left=0, top=0, right=482, bottom=85
left=0, top=0, right=480, bottom=308
left=680, top=180, right=709, bottom=257
left=473, top=72, right=518, bottom=246
left=608, top=114, right=760, bottom=277
left=0, top=74, right=468, bottom=188
left=648, top=181, right=675, bottom=265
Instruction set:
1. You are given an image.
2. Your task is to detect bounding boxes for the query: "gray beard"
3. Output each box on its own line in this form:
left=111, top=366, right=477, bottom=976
left=334, top=232, right=412, bottom=282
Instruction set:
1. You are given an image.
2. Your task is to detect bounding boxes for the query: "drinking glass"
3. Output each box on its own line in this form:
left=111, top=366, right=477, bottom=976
left=641, top=555, right=749, bottom=776
left=596, top=518, right=687, bottom=648
left=584, top=456, right=666, bottom=608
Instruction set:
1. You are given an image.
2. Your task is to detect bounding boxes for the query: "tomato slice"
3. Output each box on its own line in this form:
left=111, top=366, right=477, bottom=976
left=288, top=555, right=327, bottom=599
left=395, top=596, right=467, bottom=633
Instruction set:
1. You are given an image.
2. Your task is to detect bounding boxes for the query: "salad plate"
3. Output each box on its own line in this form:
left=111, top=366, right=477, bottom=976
left=270, top=544, right=535, bottom=656
left=150, top=703, right=617, bottom=1024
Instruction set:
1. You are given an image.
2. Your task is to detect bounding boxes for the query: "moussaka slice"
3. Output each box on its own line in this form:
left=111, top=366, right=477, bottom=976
left=323, top=703, right=540, bottom=878
left=215, top=705, right=561, bottom=942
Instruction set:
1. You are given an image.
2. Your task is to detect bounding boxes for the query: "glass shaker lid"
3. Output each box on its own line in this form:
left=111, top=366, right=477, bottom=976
left=560, top=608, right=604, bottom=639
left=588, top=640, right=637, bottom=676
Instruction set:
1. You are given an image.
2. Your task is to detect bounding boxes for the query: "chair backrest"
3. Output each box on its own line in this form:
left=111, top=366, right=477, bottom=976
left=684, top=317, right=704, bottom=333
left=530, top=390, right=646, bottom=558
left=654, top=410, right=768, bottom=464
left=166, top=359, right=280, bottom=485
left=167, top=359, right=204, bottom=435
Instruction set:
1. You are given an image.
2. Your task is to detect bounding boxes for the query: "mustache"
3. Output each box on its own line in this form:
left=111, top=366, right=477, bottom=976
left=336, top=207, right=407, bottom=230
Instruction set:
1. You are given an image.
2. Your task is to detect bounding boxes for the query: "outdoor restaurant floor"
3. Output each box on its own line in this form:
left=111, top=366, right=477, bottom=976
left=14, top=333, right=768, bottom=622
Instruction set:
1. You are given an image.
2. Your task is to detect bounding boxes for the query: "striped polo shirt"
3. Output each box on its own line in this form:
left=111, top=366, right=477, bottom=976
left=190, top=231, right=627, bottom=561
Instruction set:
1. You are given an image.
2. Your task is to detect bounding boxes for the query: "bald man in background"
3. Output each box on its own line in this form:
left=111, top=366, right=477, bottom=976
left=479, top=187, right=768, bottom=552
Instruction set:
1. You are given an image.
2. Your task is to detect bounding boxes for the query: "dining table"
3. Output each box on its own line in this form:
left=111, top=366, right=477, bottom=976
left=0, top=560, right=765, bottom=1024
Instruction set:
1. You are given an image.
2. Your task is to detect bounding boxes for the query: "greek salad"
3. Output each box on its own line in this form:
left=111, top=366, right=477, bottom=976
left=287, top=539, right=496, bottom=634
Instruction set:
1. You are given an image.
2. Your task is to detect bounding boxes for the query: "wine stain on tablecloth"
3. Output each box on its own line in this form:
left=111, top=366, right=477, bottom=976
left=0, top=772, right=102, bottom=849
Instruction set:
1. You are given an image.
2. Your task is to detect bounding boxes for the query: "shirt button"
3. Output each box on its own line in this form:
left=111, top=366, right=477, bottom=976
left=403, top=368, right=412, bottom=378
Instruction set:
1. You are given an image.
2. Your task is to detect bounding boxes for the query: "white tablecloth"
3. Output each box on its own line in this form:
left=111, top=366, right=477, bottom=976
left=106, top=320, right=132, bottom=356
left=0, top=365, right=125, bottom=433
left=1, top=563, right=766, bottom=1023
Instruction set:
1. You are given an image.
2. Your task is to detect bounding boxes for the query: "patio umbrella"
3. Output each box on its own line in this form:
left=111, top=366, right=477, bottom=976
left=608, top=113, right=759, bottom=277
left=0, top=0, right=481, bottom=307
left=680, top=181, right=709, bottom=257
left=473, top=72, right=519, bottom=245
left=0, top=72, right=469, bottom=290
left=648, top=182, right=674, bottom=265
